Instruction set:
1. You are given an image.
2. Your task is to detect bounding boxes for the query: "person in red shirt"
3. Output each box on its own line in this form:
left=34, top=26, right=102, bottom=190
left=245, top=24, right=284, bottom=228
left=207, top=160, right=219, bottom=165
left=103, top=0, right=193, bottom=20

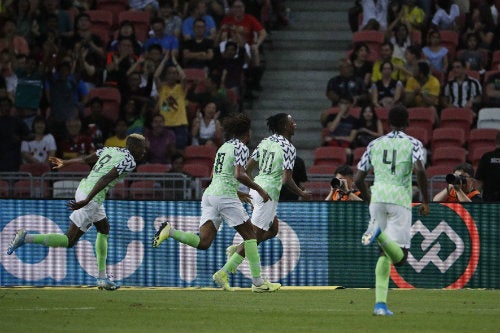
left=432, top=163, right=482, bottom=202
left=57, top=117, right=96, bottom=159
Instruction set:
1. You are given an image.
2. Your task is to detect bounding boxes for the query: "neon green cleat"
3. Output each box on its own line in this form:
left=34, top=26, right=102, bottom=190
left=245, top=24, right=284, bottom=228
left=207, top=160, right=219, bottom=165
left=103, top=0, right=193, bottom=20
left=212, top=270, right=234, bottom=291
left=153, top=222, right=171, bottom=248
left=252, top=280, right=281, bottom=293
left=225, top=244, right=238, bottom=258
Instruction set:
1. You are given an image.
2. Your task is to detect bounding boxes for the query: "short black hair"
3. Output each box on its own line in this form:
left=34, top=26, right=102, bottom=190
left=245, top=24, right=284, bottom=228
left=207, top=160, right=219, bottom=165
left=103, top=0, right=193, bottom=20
left=417, top=60, right=430, bottom=76
left=222, top=113, right=251, bottom=138
left=389, top=105, right=409, bottom=128
left=266, top=113, right=289, bottom=134
left=454, top=163, right=474, bottom=178
left=335, top=164, right=354, bottom=177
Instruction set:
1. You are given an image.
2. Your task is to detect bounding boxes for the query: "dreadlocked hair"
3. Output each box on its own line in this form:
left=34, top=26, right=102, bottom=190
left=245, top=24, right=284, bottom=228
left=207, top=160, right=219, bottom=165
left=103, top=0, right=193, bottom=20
left=222, top=113, right=251, bottom=138
left=266, top=113, right=289, bottom=134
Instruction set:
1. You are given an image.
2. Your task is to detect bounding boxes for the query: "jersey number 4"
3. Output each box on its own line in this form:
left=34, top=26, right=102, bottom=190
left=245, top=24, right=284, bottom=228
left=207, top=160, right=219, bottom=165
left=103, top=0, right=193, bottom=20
left=382, top=149, right=397, bottom=175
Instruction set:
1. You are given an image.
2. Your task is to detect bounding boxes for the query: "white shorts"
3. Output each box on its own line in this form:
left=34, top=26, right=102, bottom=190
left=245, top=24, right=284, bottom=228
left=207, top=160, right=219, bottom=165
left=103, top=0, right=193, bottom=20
left=369, top=203, right=411, bottom=249
left=199, top=194, right=249, bottom=229
left=249, top=189, right=278, bottom=231
left=70, top=188, right=107, bottom=232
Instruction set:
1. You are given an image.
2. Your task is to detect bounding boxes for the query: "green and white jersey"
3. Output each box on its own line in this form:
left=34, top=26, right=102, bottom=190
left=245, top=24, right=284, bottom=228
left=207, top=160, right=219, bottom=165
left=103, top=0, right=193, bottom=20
left=252, top=134, right=296, bottom=201
left=204, top=138, right=249, bottom=198
left=357, top=130, right=424, bottom=209
left=79, top=147, right=137, bottom=204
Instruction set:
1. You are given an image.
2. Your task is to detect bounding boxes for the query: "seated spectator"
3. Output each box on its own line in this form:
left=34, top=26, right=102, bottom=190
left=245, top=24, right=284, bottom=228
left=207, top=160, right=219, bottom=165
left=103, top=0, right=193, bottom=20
left=326, top=58, right=367, bottom=107
left=0, top=18, right=29, bottom=56
left=81, top=97, right=114, bottom=149
left=279, top=156, right=308, bottom=201
left=13, top=54, right=43, bottom=129
left=431, top=0, right=460, bottom=31
left=190, top=101, right=222, bottom=147
left=404, top=61, right=440, bottom=109
left=104, top=118, right=128, bottom=148
left=0, top=97, right=30, bottom=171
left=388, top=23, right=412, bottom=63
left=475, top=132, right=500, bottom=202
left=458, top=32, right=486, bottom=71
left=182, top=0, right=217, bottom=41
left=35, top=0, right=73, bottom=40
left=397, top=44, right=422, bottom=83
left=325, top=165, right=362, bottom=201
left=122, top=98, right=146, bottom=135
left=158, top=0, right=182, bottom=40
left=128, top=0, right=159, bottom=16
left=422, top=29, right=449, bottom=74
left=442, top=59, right=482, bottom=111
left=144, top=113, right=177, bottom=165
left=349, top=42, right=373, bottom=87
left=371, top=61, right=404, bottom=108
left=461, top=3, right=495, bottom=50
left=353, top=103, right=384, bottom=147
left=57, top=117, right=95, bottom=159
left=169, top=152, right=185, bottom=173
left=21, top=115, right=57, bottom=164
left=371, top=42, right=404, bottom=83
left=433, top=163, right=482, bottom=202
left=322, top=95, right=358, bottom=156
left=144, top=18, right=180, bottom=61
left=360, top=0, right=389, bottom=31
left=182, top=18, right=214, bottom=69
left=120, top=69, right=154, bottom=108
left=484, top=70, right=500, bottom=107
left=109, top=20, right=144, bottom=56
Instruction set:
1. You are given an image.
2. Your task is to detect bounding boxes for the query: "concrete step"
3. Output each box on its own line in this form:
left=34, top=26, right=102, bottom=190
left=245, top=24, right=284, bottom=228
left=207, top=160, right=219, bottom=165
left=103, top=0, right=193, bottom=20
left=287, top=0, right=353, bottom=12
left=269, top=30, right=352, bottom=43
left=251, top=98, right=328, bottom=110
left=262, top=70, right=335, bottom=82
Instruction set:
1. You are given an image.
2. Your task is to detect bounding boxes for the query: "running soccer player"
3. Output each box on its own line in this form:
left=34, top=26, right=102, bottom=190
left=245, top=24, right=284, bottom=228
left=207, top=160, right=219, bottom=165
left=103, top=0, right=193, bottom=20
left=212, top=113, right=311, bottom=291
left=7, top=134, right=147, bottom=291
left=152, top=113, right=281, bottom=292
left=355, top=105, right=430, bottom=315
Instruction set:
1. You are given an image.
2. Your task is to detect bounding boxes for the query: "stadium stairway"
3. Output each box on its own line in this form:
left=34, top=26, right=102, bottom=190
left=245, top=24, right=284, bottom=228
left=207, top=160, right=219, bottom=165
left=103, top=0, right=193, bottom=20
left=250, top=0, right=353, bottom=167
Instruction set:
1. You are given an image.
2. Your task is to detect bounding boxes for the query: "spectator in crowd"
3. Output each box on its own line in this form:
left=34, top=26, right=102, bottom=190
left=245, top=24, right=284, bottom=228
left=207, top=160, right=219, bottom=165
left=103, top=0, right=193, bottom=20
left=81, top=97, right=114, bottom=149
left=144, top=113, right=177, bottom=165
left=484, top=70, right=500, bottom=107
left=326, top=58, right=367, bottom=107
left=0, top=97, right=30, bottom=171
left=182, top=0, right=217, bottom=41
left=70, top=13, right=105, bottom=60
left=401, top=0, right=426, bottom=32
left=36, top=0, right=73, bottom=39
left=457, top=32, right=486, bottom=71
left=360, top=0, right=389, bottom=31
left=353, top=103, right=384, bottom=148
left=129, top=0, right=159, bottom=16
left=348, top=0, right=363, bottom=32
left=371, top=42, right=404, bottom=83
left=13, top=54, right=43, bottom=129
left=158, top=0, right=182, bottom=40
left=191, top=101, right=223, bottom=147
left=396, top=44, right=422, bottom=83
left=109, top=20, right=143, bottom=56
left=154, top=53, right=189, bottom=150
left=215, top=39, right=248, bottom=100
left=433, top=163, right=482, bottom=202
left=104, top=36, right=139, bottom=87
left=461, top=3, right=495, bottom=50
left=371, top=61, right=404, bottom=109
left=144, top=18, right=180, bottom=61
left=404, top=61, right=440, bottom=109
left=475, top=132, right=500, bottom=202
left=6, top=0, right=38, bottom=46
left=57, top=117, right=96, bottom=160
left=325, top=165, right=363, bottom=201
left=182, top=18, right=214, bottom=69
left=431, top=0, right=461, bottom=30
left=169, top=152, right=185, bottom=173
left=442, top=59, right=482, bottom=111
left=0, top=17, right=30, bottom=56
left=422, top=29, right=449, bottom=74
left=21, top=115, right=57, bottom=164
left=386, top=0, right=404, bottom=31
left=104, top=118, right=128, bottom=148
left=279, top=156, right=308, bottom=201
left=122, top=98, right=146, bottom=135
left=349, top=42, right=373, bottom=87
left=120, top=69, right=154, bottom=109
left=388, top=23, right=412, bottom=63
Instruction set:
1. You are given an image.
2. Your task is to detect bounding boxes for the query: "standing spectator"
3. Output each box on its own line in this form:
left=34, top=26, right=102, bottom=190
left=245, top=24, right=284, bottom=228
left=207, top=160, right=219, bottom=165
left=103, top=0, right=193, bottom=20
left=7, top=0, right=38, bottom=46
left=326, top=58, right=367, bottom=107
left=21, top=115, right=57, bottom=164
left=109, top=20, right=144, bottom=56
left=360, top=0, right=389, bottom=31
left=216, top=40, right=248, bottom=99
left=182, top=18, right=214, bottom=69
left=353, top=103, right=384, bottom=148
left=431, top=0, right=461, bottom=31
left=191, top=101, right=223, bottom=147
left=422, top=29, right=449, bottom=74
left=442, top=59, right=482, bottom=110
left=404, top=60, right=440, bottom=109
left=182, top=0, right=217, bottom=41
left=57, top=117, right=96, bottom=159
left=0, top=97, right=30, bottom=171
left=401, top=0, right=426, bottom=32
left=371, top=42, right=404, bottom=83
left=104, top=36, right=139, bottom=86
left=0, top=18, right=30, bottom=56
left=144, top=113, right=177, bottom=164
left=350, top=42, right=373, bottom=87
left=158, top=0, right=182, bottom=39
left=484, top=70, right=500, bottom=107
left=104, top=118, right=129, bottom=148
left=475, top=132, right=500, bottom=202
left=432, top=163, right=482, bottom=202
left=144, top=18, right=180, bottom=61
left=325, top=165, right=362, bottom=201
left=371, top=61, right=404, bottom=108
left=279, top=156, right=308, bottom=201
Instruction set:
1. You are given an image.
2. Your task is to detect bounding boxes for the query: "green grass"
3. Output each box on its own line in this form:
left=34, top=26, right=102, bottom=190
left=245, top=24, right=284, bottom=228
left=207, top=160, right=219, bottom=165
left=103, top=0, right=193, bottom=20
left=0, top=288, right=499, bottom=333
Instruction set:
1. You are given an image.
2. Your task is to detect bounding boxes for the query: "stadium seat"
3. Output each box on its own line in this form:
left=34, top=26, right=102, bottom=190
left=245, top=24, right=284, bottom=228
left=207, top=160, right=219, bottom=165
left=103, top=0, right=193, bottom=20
left=0, top=179, right=9, bottom=197
left=184, top=145, right=217, bottom=168
left=408, top=107, right=435, bottom=140
left=431, top=147, right=467, bottom=166
left=491, top=50, right=500, bottom=70
left=129, top=180, right=159, bottom=199
left=477, top=108, right=500, bottom=130
left=109, top=181, right=128, bottom=199
left=375, top=107, right=389, bottom=133
left=13, top=180, right=33, bottom=198
left=86, top=10, right=113, bottom=46
left=137, top=163, right=170, bottom=173
left=469, top=145, right=495, bottom=168
left=88, top=87, right=121, bottom=122
left=439, top=108, right=474, bottom=139
left=406, top=126, right=431, bottom=147
left=96, top=0, right=129, bottom=28
left=118, top=10, right=151, bottom=42
left=430, top=127, right=465, bottom=153
left=349, top=107, right=361, bottom=118
left=183, top=163, right=212, bottom=178
left=426, top=165, right=451, bottom=178
left=439, top=30, right=459, bottom=62
left=308, top=164, right=336, bottom=176
left=19, top=163, right=51, bottom=177
left=468, top=128, right=498, bottom=158
left=302, top=181, right=331, bottom=201
left=426, top=165, right=451, bottom=197
left=313, top=146, right=348, bottom=166
left=352, top=147, right=367, bottom=167
left=183, top=68, right=206, bottom=84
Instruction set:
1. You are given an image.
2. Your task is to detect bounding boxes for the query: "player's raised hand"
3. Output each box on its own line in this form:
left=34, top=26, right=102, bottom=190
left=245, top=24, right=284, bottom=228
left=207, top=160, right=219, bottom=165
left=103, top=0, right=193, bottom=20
left=49, top=157, right=64, bottom=169
left=237, top=191, right=252, bottom=204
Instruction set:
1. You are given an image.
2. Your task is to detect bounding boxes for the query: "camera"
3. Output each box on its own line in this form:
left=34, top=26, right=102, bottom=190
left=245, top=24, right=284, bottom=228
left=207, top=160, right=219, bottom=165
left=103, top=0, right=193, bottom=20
left=330, top=177, right=341, bottom=188
left=446, top=174, right=467, bottom=185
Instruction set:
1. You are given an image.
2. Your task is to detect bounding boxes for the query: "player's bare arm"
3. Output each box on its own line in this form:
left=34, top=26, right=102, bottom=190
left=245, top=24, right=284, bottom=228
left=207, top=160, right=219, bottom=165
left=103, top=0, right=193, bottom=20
left=414, top=160, right=430, bottom=216
left=354, top=169, right=371, bottom=203
left=49, top=153, right=98, bottom=169
left=68, top=168, right=120, bottom=211
left=235, top=164, right=270, bottom=202
left=282, top=169, right=311, bottom=200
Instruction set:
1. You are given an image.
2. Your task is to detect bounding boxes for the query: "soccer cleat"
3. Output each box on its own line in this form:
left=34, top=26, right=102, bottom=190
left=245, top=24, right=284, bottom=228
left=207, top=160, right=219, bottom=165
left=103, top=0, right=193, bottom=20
left=226, top=244, right=238, bottom=258
left=373, top=302, right=394, bottom=316
left=97, top=277, right=120, bottom=291
left=152, top=221, right=171, bottom=248
left=212, top=270, right=233, bottom=291
left=361, top=219, right=381, bottom=246
left=7, top=229, right=27, bottom=255
left=252, top=280, right=281, bottom=293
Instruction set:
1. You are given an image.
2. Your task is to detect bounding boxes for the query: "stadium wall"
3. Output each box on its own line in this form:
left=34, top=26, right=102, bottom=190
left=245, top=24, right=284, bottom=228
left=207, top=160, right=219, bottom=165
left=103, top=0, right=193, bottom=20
left=1, top=200, right=498, bottom=289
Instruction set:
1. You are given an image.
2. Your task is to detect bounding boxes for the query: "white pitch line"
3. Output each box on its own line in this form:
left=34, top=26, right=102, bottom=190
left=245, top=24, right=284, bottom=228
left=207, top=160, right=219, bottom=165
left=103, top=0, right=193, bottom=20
left=8, top=307, right=96, bottom=311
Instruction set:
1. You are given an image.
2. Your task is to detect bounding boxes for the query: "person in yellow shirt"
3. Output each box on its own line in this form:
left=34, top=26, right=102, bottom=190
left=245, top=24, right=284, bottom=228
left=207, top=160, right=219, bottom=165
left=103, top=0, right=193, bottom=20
left=371, top=42, right=405, bottom=83
left=402, top=0, right=425, bottom=32
left=404, top=60, right=440, bottom=108
left=104, top=119, right=128, bottom=148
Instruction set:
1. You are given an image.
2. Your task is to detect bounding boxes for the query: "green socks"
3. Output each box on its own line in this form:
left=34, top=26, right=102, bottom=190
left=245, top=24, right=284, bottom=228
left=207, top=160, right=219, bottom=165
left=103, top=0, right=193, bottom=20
left=244, top=239, right=261, bottom=278
left=31, top=234, right=69, bottom=247
left=171, top=229, right=201, bottom=248
left=223, top=253, right=245, bottom=274
left=95, top=233, right=108, bottom=278
left=377, top=232, right=404, bottom=263
left=375, top=255, right=391, bottom=304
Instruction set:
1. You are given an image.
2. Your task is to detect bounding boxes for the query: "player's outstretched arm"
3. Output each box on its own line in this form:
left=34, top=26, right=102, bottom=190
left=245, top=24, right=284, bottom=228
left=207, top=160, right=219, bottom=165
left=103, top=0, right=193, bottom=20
left=69, top=168, right=120, bottom=211
left=49, top=153, right=98, bottom=169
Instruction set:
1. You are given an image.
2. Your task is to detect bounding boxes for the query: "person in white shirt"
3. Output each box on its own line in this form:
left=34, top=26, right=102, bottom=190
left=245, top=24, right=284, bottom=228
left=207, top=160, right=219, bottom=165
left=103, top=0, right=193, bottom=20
left=21, top=115, right=57, bottom=164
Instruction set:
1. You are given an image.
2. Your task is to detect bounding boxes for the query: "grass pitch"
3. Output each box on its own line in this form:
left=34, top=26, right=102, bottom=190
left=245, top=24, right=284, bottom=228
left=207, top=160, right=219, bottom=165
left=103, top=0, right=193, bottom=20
left=0, top=287, right=498, bottom=333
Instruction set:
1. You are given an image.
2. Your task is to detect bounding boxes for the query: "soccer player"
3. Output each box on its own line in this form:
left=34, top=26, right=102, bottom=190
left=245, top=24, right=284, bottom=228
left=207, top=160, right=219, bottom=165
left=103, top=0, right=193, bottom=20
left=7, top=134, right=147, bottom=291
left=212, top=113, right=311, bottom=291
left=152, top=113, right=281, bottom=292
left=354, top=105, right=430, bottom=315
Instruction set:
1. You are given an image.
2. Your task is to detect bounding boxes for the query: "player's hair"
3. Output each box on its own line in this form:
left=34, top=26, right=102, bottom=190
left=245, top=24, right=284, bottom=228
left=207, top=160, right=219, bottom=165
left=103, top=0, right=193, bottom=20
left=222, top=113, right=251, bottom=138
left=267, top=113, right=289, bottom=134
left=388, top=105, right=409, bottom=129
left=126, top=133, right=146, bottom=148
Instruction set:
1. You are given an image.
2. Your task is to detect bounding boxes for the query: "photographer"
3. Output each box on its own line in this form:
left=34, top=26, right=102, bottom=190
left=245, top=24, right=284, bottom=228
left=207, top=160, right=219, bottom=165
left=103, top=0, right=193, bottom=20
left=432, top=163, right=482, bottom=202
left=325, top=165, right=363, bottom=201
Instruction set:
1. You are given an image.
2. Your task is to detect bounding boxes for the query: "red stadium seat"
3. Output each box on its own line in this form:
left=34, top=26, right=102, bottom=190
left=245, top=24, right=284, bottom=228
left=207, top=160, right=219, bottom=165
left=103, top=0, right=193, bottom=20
left=431, top=147, right=467, bottom=166
left=375, top=107, right=389, bottom=133
left=352, top=30, right=384, bottom=59
left=439, top=108, right=474, bottom=139
left=86, top=10, right=113, bottom=46
left=184, top=145, right=217, bottom=168
left=352, top=147, right=367, bottom=166
left=0, top=179, right=9, bottom=197
left=129, top=180, right=159, bottom=199
left=19, top=163, right=51, bottom=177
left=58, top=162, right=91, bottom=173
left=302, top=181, right=331, bottom=201
left=313, top=146, right=347, bottom=166
left=469, top=145, right=495, bottom=168
left=183, top=163, right=212, bottom=178
left=96, top=0, right=129, bottom=28
left=468, top=128, right=498, bottom=159
left=406, top=126, right=431, bottom=147
left=88, top=87, right=121, bottom=122
left=430, top=127, right=465, bottom=153
left=439, top=30, right=459, bottom=61
left=308, top=164, right=336, bottom=176
left=491, top=50, right=500, bottom=70
left=408, top=107, right=435, bottom=140
left=137, top=163, right=170, bottom=173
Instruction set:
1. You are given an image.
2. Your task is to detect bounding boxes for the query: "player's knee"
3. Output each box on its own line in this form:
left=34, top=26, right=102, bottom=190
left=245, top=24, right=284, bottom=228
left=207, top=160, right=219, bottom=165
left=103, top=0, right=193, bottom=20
left=394, top=248, right=408, bottom=267
left=94, top=219, right=110, bottom=235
